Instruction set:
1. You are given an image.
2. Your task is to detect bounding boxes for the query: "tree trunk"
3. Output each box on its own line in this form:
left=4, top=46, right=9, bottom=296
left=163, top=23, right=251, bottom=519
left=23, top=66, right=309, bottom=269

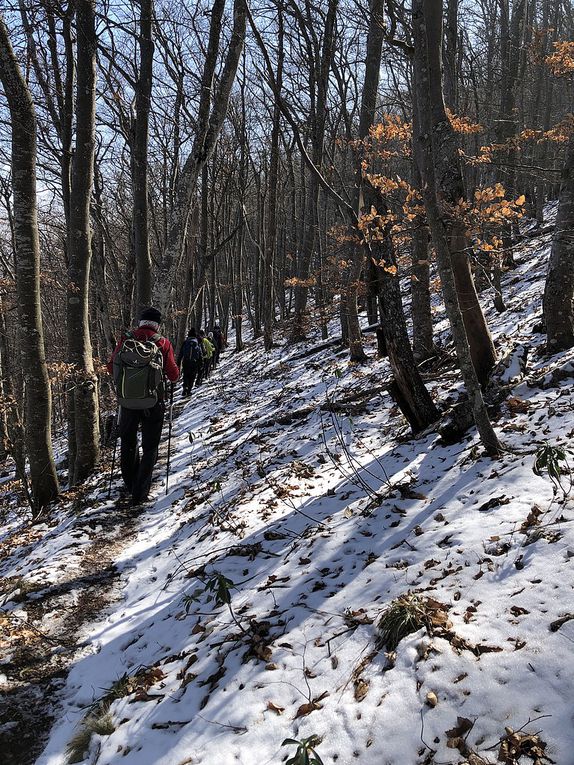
left=0, top=296, right=26, bottom=488
left=132, top=0, right=154, bottom=314
left=410, top=141, right=435, bottom=360
left=66, top=0, right=100, bottom=485
left=420, top=0, right=496, bottom=384
left=289, top=0, right=338, bottom=342
left=93, top=164, right=117, bottom=351
left=0, top=13, right=59, bottom=511
left=176, top=207, right=200, bottom=350
left=233, top=223, right=244, bottom=352
left=544, top=133, right=574, bottom=351
left=264, top=11, right=283, bottom=350
left=443, top=0, right=458, bottom=110
left=496, top=0, right=527, bottom=268
left=373, top=235, right=440, bottom=431
left=411, top=218, right=435, bottom=360
left=413, top=0, right=501, bottom=455
left=345, top=0, right=385, bottom=362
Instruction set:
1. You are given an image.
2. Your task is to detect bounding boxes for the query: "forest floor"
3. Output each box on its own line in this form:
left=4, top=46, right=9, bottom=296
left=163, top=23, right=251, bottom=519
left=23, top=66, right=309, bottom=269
left=2, top=219, right=574, bottom=765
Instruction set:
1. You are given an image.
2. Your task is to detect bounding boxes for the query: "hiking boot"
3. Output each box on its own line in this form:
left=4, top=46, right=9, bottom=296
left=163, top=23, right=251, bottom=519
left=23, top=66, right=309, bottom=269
left=131, top=493, right=149, bottom=507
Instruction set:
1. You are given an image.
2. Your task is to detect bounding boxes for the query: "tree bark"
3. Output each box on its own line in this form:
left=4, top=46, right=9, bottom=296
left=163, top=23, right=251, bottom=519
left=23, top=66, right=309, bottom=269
left=443, top=0, right=459, bottom=110
left=544, top=133, right=574, bottom=351
left=420, top=0, right=497, bottom=384
left=496, top=0, right=527, bottom=268
left=289, top=0, right=338, bottom=342
left=346, top=0, right=384, bottom=362
left=66, top=0, right=100, bottom=485
left=132, top=0, right=154, bottom=314
left=413, top=0, right=501, bottom=455
left=0, top=13, right=59, bottom=510
left=372, top=233, right=441, bottom=431
left=263, top=7, right=284, bottom=351
left=0, top=295, right=26, bottom=487
left=411, top=217, right=435, bottom=360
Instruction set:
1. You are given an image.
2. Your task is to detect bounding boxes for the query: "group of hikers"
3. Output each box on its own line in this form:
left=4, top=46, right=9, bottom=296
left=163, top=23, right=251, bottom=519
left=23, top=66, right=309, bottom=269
left=177, top=325, right=226, bottom=394
left=107, top=307, right=226, bottom=506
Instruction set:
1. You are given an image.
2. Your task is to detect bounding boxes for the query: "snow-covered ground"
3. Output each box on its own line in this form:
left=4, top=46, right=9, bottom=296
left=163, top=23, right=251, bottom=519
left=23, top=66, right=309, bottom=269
left=2, top=221, right=574, bottom=765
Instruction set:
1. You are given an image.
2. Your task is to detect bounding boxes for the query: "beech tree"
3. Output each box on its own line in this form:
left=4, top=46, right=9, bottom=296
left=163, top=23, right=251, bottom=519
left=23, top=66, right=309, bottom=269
left=67, top=0, right=100, bottom=485
left=413, top=0, right=501, bottom=455
left=0, top=13, right=59, bottom=511
left=544, top=132, right=574, bottom=350
left=132, top=0, right=154, bottom=314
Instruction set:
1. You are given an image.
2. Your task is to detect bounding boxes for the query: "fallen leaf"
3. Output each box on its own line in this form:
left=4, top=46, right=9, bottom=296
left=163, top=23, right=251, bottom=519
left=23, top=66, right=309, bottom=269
left=354, top=678, right=369, bottom=702
left=509, top=605, right=529, bottom=617
left=446, top=716, right=474, bottom=739
left=506, top=396, right=530, bottom=414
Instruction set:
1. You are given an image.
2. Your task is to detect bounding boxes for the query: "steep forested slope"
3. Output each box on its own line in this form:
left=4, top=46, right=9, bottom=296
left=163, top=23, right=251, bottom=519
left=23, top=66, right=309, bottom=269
left=1, top=225, right=574, bottom=765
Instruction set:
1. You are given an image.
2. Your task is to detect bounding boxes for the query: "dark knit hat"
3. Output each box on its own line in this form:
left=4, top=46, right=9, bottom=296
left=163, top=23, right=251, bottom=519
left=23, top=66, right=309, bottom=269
left=140, top=307, right=162, bottom=324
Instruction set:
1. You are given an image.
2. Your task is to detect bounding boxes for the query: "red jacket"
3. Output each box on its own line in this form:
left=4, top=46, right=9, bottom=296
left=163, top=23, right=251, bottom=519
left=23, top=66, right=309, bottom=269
left=107, top=326, right=180, bottom=382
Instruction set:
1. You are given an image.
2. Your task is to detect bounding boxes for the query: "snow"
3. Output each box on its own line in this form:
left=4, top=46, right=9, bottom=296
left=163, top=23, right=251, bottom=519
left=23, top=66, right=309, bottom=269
left=2, top=217, right=574, bottom=765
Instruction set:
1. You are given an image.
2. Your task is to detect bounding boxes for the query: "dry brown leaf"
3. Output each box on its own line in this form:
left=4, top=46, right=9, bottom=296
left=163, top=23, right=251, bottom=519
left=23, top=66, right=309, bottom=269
left=294, top=701, right=320, bottom=719
left=509, top=606, right=529, bottom=617
left=354, top=678, right=370, bottom=702
left=294, top=691, right=329, bottom=719
left=446, top=716, right=474, bottom=739
left=266, top=701, right=285, bottom=715
left=506, top=396, right=530, bottom=414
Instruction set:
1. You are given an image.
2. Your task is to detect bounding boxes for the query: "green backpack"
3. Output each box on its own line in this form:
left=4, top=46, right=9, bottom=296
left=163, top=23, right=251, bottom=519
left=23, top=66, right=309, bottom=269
left=113, top=331, right=164, bottom=409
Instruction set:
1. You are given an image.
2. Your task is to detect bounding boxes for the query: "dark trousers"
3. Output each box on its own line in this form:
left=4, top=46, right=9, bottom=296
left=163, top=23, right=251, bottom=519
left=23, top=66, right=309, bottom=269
left=182, top=360, right=202, bottom=394
left=119, top=402, right=164, bottom=503
left=202, top=357, right=212, bottom=379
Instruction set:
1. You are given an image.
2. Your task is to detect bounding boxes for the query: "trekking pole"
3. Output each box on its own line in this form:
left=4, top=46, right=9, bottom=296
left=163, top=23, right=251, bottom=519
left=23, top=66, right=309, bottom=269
left=165, top=382, right=174, bottom=495
left=107, top=407, right=120, bottom=499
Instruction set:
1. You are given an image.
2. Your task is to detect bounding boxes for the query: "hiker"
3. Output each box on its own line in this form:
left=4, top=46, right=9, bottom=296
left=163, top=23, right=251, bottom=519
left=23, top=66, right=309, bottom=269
left=107, top=307, right=179, bottom=505
left=177, top=327, right=204, bottom=395
left=207, top=332, right=216, bottom=372
left=199, top=329, right=215, bottom=380
left=212, top=323, right=227, bottom=367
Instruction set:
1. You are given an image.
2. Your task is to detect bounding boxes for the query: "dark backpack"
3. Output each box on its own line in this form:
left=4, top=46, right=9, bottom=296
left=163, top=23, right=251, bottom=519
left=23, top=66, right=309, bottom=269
left=213, top=328, right=224, bottom=350
left=112, top=331, right=164, bottom=409
left=185, top=337, right=203, bottom=365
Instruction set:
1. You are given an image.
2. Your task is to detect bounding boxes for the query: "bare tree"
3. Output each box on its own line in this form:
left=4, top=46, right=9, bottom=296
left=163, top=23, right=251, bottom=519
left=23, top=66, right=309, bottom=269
left=544, top=132, right=574, bottom=350
left=133, top=0, right=154, bottom=313
left=67, top=0, right=100, bottom=484
left=413, top=0, right=501, bottom=455
left=154, top=0, right=248, bottom=314
left=288, top=0, right=339, bottom=343
left=0, top=12, right=59, bottom=511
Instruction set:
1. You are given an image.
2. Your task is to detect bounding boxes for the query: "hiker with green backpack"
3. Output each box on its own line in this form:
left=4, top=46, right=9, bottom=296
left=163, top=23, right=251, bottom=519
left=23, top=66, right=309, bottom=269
left=107, top=307, right=179, bottom=506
